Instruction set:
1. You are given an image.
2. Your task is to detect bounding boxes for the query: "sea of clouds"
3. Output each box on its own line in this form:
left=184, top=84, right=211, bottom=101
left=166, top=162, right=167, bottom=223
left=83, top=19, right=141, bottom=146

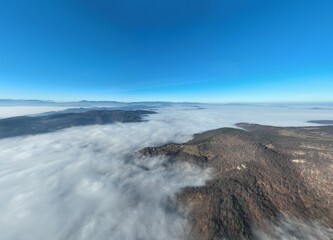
left=0, top=104, right=333, bottom=240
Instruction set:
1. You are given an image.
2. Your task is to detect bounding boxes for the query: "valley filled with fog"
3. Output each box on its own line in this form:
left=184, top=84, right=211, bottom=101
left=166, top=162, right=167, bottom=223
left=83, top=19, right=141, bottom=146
left=0, top=103, right=332, bottom=240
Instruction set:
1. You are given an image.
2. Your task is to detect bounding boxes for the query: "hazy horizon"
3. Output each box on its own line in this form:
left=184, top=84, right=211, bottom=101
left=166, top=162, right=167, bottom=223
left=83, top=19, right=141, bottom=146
left=2, top=98, right=333, bottom=104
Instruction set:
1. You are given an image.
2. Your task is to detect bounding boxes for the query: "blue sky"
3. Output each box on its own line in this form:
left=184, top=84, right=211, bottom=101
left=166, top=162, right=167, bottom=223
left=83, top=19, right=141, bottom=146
left=0, top=0, right=332, bottom=102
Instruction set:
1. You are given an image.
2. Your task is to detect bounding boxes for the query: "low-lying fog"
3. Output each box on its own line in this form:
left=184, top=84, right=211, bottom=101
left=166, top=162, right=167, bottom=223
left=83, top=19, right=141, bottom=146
left=0, top=104, right=332, bottom=240
left=0, top=106, right=69, bottom=119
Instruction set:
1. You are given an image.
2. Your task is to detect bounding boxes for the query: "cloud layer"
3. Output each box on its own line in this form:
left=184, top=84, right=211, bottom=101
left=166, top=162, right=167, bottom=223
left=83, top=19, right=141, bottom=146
left=0, top=104, right=333, bottom=240
left=0, top=106, right=69, bottom=119
left=255, top=218, right=333, bottom=240
left=0, top=121, right=212, bottom=240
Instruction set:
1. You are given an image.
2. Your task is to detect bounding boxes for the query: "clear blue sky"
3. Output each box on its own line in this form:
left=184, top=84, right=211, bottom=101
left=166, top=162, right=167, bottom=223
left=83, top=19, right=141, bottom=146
left=0, top=0, right=332, bottom=102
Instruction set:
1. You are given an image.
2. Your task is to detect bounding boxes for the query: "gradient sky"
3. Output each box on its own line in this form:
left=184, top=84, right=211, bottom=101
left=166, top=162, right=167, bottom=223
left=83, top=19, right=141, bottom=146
left=0, top=0, right=332, bottom=102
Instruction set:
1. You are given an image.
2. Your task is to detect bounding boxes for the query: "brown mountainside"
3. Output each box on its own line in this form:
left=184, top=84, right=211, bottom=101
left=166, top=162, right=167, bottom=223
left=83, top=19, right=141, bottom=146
left=141, top=123, right=333, bottom=239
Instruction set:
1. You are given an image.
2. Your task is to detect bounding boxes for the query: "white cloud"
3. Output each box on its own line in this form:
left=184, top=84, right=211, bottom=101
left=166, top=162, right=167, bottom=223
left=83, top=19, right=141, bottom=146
left=0, top=121, right=211, bottom=240
left=255, top=218, right=333, bottom=240
left=0, top=106, right=69, bottom=119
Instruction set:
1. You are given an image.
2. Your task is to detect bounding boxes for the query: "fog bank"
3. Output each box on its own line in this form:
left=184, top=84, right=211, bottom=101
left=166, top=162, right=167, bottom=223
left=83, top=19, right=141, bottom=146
left=255, top=218, right=333, bottom=240
left=0, top=104, right=333, bottom=240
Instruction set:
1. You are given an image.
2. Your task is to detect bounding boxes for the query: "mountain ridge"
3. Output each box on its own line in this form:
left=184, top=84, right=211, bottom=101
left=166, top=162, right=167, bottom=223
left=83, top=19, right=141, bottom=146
left=141, top=123, right=333, bottom=239
left=0, top=109, right=155, bottom=139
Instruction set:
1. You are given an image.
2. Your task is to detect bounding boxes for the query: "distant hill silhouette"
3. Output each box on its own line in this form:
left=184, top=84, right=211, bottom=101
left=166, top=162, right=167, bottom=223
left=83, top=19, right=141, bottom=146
left=0, top=109, right=155, bottom=139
